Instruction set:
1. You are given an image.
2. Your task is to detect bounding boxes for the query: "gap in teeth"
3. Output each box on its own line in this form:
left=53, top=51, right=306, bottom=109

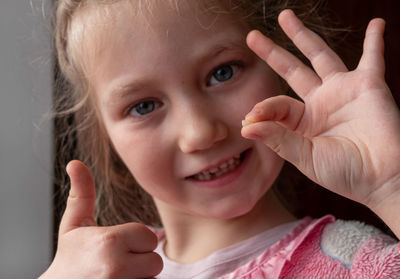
left=195, top=156, right=242, bottom=181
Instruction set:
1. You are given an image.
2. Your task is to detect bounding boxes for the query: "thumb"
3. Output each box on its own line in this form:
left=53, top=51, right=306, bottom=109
left=59, top=160, right=97, bottom=235
left=242, top=120, right=313, bottom=169
left=241, top=95, right=313, bottom=172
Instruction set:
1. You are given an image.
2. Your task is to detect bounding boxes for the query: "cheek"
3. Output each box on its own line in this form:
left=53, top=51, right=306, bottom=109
left=252, top=65, right=283, bottom=100
left=256, top=142, right=284, bottom=174
left=109, top=127, right=169, bottom=188
left=229, top=68, right=282, bottom=120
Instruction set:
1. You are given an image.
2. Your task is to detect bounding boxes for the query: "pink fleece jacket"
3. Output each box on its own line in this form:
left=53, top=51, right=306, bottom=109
left=155, top=216, right=400, bottom=278
left=220, top=215, right=400, bottom=278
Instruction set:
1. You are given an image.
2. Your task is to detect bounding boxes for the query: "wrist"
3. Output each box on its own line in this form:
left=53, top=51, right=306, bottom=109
left=367, top=176, right=400, bottom=239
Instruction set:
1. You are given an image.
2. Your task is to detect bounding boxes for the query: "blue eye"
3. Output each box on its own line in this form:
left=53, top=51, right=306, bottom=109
left=208, top=64, right=238, bottom=86
left=129, top=100, right=161, bottom=117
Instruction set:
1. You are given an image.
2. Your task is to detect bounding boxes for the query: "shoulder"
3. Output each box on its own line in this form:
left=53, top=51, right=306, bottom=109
left=320, top=219, right=385, bottom=266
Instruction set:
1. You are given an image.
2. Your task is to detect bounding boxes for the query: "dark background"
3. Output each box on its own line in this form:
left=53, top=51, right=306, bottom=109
left=327, top=1, right=399, bottom=105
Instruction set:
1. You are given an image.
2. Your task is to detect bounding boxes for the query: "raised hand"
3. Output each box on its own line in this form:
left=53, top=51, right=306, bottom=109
left=40, top=160, right=163, bottom=279
left=242, top=10, right=400, bottom=220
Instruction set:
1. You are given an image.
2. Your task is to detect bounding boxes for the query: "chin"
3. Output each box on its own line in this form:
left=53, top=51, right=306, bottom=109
left=197, top=195, right=262, bottom=220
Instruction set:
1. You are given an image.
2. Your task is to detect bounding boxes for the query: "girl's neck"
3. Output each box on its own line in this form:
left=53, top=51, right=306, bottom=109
left=155, top=191, right=296, bottom=264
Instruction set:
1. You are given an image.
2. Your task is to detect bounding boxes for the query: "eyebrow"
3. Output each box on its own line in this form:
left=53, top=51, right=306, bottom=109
left=106, top=39, right=249, bottom=104
left=107, top=79, right=152, bottom=105
left=209, top=40, right=248, bottom=57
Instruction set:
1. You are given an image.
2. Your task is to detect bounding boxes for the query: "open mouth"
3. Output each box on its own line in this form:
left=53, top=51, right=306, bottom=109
left=187, top=149, right=250, bottom=182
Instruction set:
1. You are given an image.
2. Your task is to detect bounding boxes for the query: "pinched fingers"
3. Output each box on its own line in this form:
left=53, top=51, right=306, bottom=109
left=242, top=95, right=305, bottom=131
left=242, top=119, right=313, bottom=172
left=241, top=95, right=310, bottom=168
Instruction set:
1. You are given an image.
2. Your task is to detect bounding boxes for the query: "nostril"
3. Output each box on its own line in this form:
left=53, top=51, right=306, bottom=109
left=178, top=119, right=228, bottom=153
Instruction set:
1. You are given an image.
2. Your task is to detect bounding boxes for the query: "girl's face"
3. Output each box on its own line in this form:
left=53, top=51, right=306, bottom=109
left=87, top=1, right=284, bottom=220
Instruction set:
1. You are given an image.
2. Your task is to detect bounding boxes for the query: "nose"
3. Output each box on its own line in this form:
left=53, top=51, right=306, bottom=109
left=177, top=102, right=228, bottom=154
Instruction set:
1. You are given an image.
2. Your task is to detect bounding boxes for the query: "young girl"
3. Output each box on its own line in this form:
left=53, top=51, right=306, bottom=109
left=42, top=0, right=400, bottom=278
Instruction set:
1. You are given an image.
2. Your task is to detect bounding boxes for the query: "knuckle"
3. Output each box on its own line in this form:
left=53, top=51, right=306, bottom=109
left=283, top=64, right=301, bottom=80
left=359, top=74, right=381, bottom=91
left=97, top=229, right=120, bottom=247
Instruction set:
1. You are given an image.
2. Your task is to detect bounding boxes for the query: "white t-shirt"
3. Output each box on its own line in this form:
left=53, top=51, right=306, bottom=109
left=155, top=220, right=302, bottom=279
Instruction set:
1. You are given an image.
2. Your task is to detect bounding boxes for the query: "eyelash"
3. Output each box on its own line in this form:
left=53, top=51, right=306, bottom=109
left=125, top=99, right=162, bottom=118
left=207, top=61, right=243, bottom=87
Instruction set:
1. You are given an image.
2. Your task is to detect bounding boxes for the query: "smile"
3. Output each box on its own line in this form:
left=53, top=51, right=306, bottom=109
left=188, top=150, right=249, bottom=181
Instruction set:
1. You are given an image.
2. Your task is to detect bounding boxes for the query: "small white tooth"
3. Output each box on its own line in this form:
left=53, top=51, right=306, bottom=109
left=204, top=172, right=211, bottom=180
left=196, top=173, right=205, bottom=180
left=220, top=162, right=228, bottom=169
left=228, top=158, right=235, bottom=165
left=210, top=167, right=219, bottom=174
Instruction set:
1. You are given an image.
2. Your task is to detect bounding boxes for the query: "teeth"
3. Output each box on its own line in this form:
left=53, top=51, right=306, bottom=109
left=210, top=167, right=219, bottom=174
left=220, top=162, right=228, bottom=169
left=193, top=154, right=243, bottom=181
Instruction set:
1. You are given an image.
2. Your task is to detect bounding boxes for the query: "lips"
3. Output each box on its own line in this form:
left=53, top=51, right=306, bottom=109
left=186, top=149, right=249, bottom=181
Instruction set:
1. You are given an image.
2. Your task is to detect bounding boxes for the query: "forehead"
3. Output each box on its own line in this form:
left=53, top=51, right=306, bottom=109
left=74, top=0, right=248, bottom=60
left=73, top=0, right=250, bottom=91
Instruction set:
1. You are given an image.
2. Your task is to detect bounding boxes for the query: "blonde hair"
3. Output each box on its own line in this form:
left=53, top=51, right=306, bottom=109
left=53, top=0, right=335, bottom=227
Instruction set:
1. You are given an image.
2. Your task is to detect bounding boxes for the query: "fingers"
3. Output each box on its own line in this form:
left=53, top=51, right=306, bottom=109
left=242, top=95, right=305, bottom=131
left=99, top=252, right=163, bottom=278
left=241, top=95, right=311, bottom=168
left=247, top=30, right=320, bottom=98
left=105, top=223, right=159, bottom=253
left=59, top=160, right=97, bottom=234
left=246, top=9, right=349, bottom=98
left=357, top=18, right=386, bottom=76
left=278, top=9, right=348, bottom=79
left=96, top=223, right=163, bottom=277
left=242, top=119, right=313, bottom=170
left=126, top=252, right=163, bottom=278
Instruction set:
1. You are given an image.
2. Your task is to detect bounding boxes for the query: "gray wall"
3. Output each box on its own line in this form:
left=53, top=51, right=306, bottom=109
left=0, top=0, right=53, bottom=278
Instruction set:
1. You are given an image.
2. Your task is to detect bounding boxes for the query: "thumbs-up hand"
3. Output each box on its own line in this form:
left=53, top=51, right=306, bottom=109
left=39, top=160, right=163, bottom=279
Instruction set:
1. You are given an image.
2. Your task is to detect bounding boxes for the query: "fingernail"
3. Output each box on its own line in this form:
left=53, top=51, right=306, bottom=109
left=242, top=120, right=249, bottom=126
left=245, top=108, right=261, bottom=121
left=244, top=133, right=261, bottom=140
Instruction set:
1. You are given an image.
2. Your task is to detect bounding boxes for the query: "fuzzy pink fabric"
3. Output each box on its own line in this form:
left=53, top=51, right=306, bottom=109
left=219, top=216, right=400, bottom=279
